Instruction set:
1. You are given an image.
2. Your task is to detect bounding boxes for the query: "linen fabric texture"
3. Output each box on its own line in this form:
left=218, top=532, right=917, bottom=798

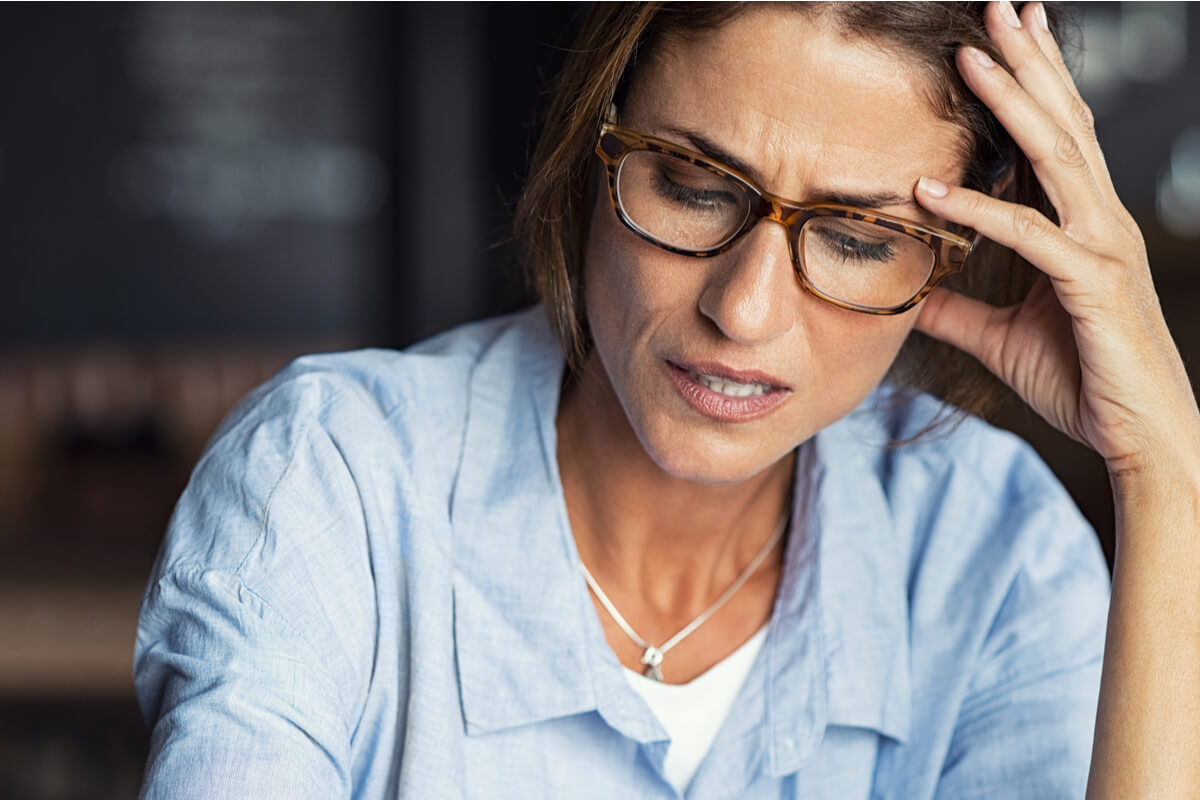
left=134, top=307, right=1110, bottom=799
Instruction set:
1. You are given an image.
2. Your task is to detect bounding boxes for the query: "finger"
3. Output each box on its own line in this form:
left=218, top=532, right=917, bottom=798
left=956, top=43, right=1107, bottom=235
left=1001, top=1, right=1120, bottom=203
left=1023, top=4, right=1075, bottom=90
left=916, top=176, right=1096, bottom=287
left=914, top=286, right=1015, bottom=377
left=986, top=2, right=1084, bottom=139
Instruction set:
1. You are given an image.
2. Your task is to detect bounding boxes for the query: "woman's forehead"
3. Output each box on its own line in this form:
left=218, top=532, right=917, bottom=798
left=623, top=8, right=967, bottom=209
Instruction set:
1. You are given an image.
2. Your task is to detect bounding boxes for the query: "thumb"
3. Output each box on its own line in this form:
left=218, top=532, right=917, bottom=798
left=914, top=287, right=1011, bottom=374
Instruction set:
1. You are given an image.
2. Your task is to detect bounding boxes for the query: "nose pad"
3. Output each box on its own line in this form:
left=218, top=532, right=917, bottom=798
left=698, top=219, right=798, bottom=345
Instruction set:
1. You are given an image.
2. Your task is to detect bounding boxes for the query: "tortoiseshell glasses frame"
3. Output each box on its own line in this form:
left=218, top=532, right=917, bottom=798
left=594, top=122, right=978, bottom=315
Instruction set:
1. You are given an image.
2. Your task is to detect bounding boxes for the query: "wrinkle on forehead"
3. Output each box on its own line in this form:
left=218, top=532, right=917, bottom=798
left=623, top=7, right=968, bottom=214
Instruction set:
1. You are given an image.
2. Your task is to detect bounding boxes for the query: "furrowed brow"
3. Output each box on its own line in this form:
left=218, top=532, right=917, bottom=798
left=805, top=188, right=919, bottom=212
left=662, top=125, right=923, bottom=215
left=663, top=127, right=761, bottom=182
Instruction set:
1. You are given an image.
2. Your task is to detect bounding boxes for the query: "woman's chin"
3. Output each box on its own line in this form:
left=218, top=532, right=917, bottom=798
left=634, top=424, right=796, bottom=487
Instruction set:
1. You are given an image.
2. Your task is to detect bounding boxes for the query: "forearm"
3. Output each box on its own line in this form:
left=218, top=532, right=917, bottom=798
left=1088, top=445, right=1200, bottom=799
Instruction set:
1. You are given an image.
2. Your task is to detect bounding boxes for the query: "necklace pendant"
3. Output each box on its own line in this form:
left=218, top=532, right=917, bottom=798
left=641, top=645, right=665, bottom=682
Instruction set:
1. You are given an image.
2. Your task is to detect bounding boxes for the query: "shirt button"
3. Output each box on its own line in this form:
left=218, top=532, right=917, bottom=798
left=784, top=737, right=797, bottom=750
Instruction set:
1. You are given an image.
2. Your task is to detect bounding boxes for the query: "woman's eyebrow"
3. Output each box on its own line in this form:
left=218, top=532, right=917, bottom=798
left=663, top=125, right=922, bottom=214
left=663, top=126, right=761, bottom=181
left=802, top=188, right=919, bottom=213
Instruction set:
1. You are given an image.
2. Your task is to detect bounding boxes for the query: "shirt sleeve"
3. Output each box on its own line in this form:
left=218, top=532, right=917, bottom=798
left=136, top=567, right=352, bottom=799
left=933, top=499, right=1110, bottom=800
left=134, top=379, right=379, bottom=800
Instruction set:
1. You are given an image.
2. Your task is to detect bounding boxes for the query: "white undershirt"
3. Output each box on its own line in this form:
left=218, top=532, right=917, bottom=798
left=622, top=626, right=768, bottom=794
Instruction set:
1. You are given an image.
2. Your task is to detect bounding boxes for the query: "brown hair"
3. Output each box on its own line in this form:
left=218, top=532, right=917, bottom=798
left=514, top=2, right=1076, bottom=426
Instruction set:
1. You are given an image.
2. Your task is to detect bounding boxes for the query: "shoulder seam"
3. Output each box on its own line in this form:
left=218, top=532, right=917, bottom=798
left=233, top=418, right=306, bottom=578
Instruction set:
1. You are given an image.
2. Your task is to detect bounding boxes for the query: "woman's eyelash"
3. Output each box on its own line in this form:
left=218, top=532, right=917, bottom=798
left=819, top=230, right=896, bottom=261
left=652, top=171, right=732, bottom=208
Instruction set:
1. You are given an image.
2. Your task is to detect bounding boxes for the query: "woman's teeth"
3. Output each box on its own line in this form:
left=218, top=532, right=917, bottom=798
left=689, top=370, right=769, bottom=397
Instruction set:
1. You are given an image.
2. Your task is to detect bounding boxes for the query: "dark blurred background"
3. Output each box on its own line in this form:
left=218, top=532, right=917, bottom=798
left=0, top=3, right=1196, bottom=797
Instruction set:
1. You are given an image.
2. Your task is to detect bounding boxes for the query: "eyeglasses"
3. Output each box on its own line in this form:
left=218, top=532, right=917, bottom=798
left=594, top=122, right=977, bottom=315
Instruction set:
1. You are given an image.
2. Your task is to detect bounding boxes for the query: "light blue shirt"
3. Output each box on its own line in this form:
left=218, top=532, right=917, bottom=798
left=135, top=307, right=1110, bottom=799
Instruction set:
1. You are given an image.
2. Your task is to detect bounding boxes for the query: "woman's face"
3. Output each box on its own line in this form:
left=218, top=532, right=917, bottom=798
left=579, top=8, right=966, bottom=485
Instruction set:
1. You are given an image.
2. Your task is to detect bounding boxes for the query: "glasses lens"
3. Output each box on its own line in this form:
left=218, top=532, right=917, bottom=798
left=799, top=216, right=936, bottom=309
left=615, top=151, right=751, bottom=251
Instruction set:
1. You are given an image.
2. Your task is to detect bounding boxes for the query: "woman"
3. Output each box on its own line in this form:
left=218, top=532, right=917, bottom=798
left=135, top=2, right=1200, bottom=798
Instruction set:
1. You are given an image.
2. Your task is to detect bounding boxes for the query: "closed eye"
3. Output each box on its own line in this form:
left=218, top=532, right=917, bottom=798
left=810, top=227, right=897, bottom=264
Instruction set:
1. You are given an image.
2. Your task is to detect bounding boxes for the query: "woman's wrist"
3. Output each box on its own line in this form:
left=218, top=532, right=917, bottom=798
left=1107, top=425, right=1200, bottom=555
left=1105, top=392, right=1200, bottom=476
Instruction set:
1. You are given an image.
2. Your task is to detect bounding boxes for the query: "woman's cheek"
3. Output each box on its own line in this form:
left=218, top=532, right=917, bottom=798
left=805, top=310, right=916, bottom=402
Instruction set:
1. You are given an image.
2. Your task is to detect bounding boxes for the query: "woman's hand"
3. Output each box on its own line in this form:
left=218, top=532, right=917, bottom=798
left=914, top=6, right=1200, bottom=797
left=912, top=0, right=1200, bottom=481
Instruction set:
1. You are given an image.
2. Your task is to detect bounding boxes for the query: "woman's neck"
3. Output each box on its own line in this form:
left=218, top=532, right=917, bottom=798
left=556, top=359, right=795, bottom=626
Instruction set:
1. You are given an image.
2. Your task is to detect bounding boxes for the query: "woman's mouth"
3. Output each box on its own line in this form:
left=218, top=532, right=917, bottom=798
left=666, top=361, right=791, bottom=422
left=688, top=368, right=772, bottom=397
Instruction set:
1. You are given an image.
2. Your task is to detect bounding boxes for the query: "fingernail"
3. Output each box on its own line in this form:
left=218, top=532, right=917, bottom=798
left=998, top=0, right=1022, bottom=28
left=967, top=46, right=996, bottom=68
left=1034, top=2, right=1050, bottom=32
left=918, top=177, right=949, bottom=198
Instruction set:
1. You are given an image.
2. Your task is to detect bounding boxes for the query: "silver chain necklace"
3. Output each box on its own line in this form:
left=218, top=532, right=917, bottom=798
left=578, top=514, right=788, bottom=682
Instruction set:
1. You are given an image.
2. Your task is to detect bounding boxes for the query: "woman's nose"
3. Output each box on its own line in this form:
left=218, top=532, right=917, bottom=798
left=697, top=221, right=798, bottom=345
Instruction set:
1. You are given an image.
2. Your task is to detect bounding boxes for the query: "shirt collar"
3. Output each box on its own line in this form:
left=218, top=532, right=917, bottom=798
left=450, top=309, right=911, bottom=764
left=757, top=407, right=912, bottom=778
left=450, top=308, right=599, bottom=735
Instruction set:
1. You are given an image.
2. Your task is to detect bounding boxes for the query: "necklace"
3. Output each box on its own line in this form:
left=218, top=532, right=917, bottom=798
left=578, top=514, right=788, bottom=682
